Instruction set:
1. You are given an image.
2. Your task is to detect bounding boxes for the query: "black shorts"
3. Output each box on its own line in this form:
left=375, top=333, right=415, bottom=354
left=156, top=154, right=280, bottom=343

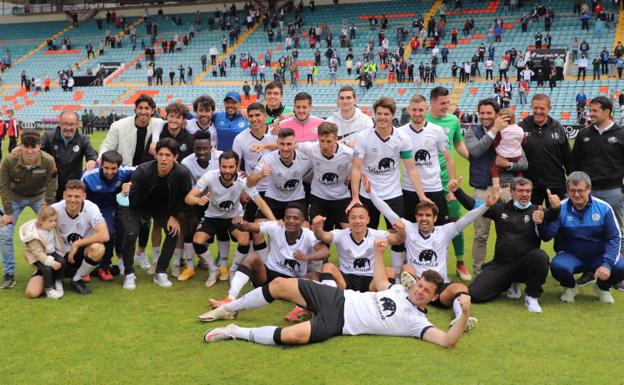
left=243, top=191, right=265, bottom=222
left=64, top=246, right=88, bottom=277
left=430, top=282, right=452, bottom=307
left=196, top=217, right=235, bottom=241
left=297, top=278, right=345, bottom=344
left=257, top=196, right=308, bottom=221
left=340, top=271, right=373, bottom=292
left=360, top=195, right=404, bottom=229
left=403, top=190, right=449, bottom=225
left=309, top=195, right=349, bottom=230
left=254, top=264, right=293, bottom=286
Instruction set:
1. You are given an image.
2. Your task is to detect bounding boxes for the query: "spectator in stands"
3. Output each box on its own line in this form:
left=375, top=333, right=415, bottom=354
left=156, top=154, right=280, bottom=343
left=577, top=55, right=588, bottom=80
left=6, top=110, right=19, bottom=153
left=242, top=81, right=251, bottom=100
left=0, top=131, right=57, bottom=289
left=592, top=55, right=602, bottom=79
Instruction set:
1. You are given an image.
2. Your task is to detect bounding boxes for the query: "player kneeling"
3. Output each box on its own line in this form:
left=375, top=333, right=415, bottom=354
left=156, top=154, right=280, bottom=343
left=200, top=238, right=472, bottom=348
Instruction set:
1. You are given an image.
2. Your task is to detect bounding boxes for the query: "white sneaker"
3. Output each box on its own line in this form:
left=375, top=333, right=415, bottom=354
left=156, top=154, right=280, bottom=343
left=198, top=306, right=237, bottom=322
left=449, top=316, right=478, bottom=332
left=123, top=273, right=137, bottom=290
left=593, top=282, right=615, bottom=304
left=205, top=267, right=219, bottom=287
left=203, top=323, right=238, bottom=343
left=560, top=286, right=578, bottom=303
left=45, top=288, right=63, bottom=299
left=136, top=253, right=151, bottom=270
left=171, top=264, right=181, bottom=278
left=524, top=295, right=542, bottom=313
left=153, top=273, right=173, bottom=288
left=506, top=282, right=522, bottom=299
left=54, top=280, right=64, bottom=296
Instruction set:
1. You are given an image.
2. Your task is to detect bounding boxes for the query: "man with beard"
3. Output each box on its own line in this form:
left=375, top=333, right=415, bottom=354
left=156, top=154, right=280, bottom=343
left=214, top=91, right=249, bottom=151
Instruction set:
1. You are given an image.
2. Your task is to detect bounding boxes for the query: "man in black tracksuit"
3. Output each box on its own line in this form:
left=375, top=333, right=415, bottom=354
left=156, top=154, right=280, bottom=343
left=519, top=94, right=571, bottom=206
left=41, top=111, right=98, bottom=201
left=120, top=138, right=192, bottom=288
left=143, top=103, right=194, bottom=162
left=450, top=177, right=558, bottom=313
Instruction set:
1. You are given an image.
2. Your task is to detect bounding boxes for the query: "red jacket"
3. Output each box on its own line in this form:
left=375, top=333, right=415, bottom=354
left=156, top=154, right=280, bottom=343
left=7, top=117, right=19, bottom=138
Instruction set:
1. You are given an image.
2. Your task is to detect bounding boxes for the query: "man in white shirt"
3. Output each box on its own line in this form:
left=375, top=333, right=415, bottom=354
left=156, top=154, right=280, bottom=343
left=200, top=238, right=472, bottom=348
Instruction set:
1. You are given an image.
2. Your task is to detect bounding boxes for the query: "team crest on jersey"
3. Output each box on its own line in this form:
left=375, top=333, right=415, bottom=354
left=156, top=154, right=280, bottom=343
left=217, top=200, right=235, bottom=212
left=180, top=143, right=188, bottom=152
left=238, top=122, right=245, bottom=128
left=551, top=132, right=560, bottom=141
left=320, top=172, right=339, bottom=185
left=592, top=213, right=601, bottom=221
left=373, top=294, right=397, bottom=320
left=414, top=149, right=432, bottom=167
left=73, top=145, right=80, bottom=153
left=608, top=136, right=618, bottom=144
left=282, top=179, right=299, bottom=191
left=280, top=258, right=301, bottom=273
left=500, top=213, right=509, bottom=220
left=352, top=257, right=371, bottom=271
left=523, top=214, right=530, bottom=223
left=583, top=137, right=590, bottom=142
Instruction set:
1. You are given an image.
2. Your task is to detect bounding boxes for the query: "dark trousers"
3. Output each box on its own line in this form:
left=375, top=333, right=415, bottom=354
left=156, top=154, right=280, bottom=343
left=119, top=207, right=178, bottom=275
left=8, top=137, right=17, bottom=153
left=34, top=252, right=67, bottom=288
left=470, top=249, right=550, bottom=302
left=360, top=195, right=404, bottom=252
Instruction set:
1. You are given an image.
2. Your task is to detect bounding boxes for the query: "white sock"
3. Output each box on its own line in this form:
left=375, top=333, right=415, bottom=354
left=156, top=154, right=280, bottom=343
left=224, top=286, right=269, bottom=312
left=227, top=270, right=250, bottom=299
left=172, top=248, right=182, bottom=266
left=199, top=251, right=217, bottom=270
left=152, top=246, right=160, bottom=264
left=183, top=243, right=195, bottom=269
left=73, top=259, right=97, bottom=282
left=230, top=250, right=247, bottom=273
left=218, top=241, right=230, bottom=266
left=321, top=278, right=337, bottom=287
left=255, top=247, right=269, bottom=262
left=452, top=297, right=463, bottom=319
left=391, top=251, right=405, bottom=279
left=231, top=325, right=278, bottom=345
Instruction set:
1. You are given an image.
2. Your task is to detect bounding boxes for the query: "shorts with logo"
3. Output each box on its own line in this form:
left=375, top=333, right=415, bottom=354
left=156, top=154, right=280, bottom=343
left=340, top=271, right=373, bottom=292
left=257, top=196, right=309, bottom=221
left=196, top=217, right=235, bottom=241
left=309, top=194, right=349, bottom=230
left=297, top=278, right=346, bottom=343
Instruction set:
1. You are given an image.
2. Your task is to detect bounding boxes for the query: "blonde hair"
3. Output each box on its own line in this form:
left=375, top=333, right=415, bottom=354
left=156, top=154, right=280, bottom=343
left=498, top=108, right=516, bottom=124
left=36, top=206, right=58, bottom=227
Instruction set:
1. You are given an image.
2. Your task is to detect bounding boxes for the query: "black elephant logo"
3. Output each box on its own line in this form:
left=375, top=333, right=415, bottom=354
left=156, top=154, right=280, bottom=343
left=321, top=172, right=339, bottom=184
left=418, top=249, right=437, bottom=263
left=414, top=149, right=431, bottom=162
left=283, top=259, right=301, bottom=272
left=378, top=158, right=395, bottom=171
left=67, top=233, right=82, bottom=244
left=218, top=200, right=235, bottom=211
left=283, top=179, right=299, bottom=190
left=379, top=297, right=397, bottom=318
left=353, top=258, right=371, bottom=270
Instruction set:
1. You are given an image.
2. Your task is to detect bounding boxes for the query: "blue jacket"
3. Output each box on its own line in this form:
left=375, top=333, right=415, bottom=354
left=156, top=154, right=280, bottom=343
left=541, top=196, right=621, bottom=269
left=213, top=111, right=249, bottom=151
left=82, top=166, right=135, bottom=212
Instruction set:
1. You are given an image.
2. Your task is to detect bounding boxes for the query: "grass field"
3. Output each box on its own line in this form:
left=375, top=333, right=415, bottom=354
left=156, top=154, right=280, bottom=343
left=1, top=131, right=623, bottom=385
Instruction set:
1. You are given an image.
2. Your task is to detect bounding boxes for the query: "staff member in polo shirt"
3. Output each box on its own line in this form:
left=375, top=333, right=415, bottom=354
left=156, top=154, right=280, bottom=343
left=0, top=131, right=58, bottom=289
left=214, top=91, right=249, bottom=151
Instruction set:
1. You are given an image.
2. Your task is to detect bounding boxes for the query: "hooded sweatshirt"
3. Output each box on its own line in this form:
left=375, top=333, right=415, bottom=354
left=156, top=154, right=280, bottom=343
left=326, top=107, right=374, bottom=145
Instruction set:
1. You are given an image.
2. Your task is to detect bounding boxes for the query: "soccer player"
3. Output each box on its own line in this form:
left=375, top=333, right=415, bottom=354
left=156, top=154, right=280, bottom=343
left=247, top=127, right=312, bottom=220
left=51, top=180, right=109, bottom=295
left=398, top=94, right=454, bottom=226
left=119, top=138, right=193, bottom=289
left=200, top=239, right=472, bottom=349
left=263, top=81, right=293, bottom=125
left=203, top=203, right=328, bottom=314
left=185, top=151, right=276, bottom=286
left=425, top=87, right=471, bottom=281
left=275, top=92, right=324, bottom=142
left=365, top=175, right=493, bottom=329
left=82, top=150, right=136, bottom=280
left=347, top=96, right=428, bottom=279
left=326, top=86, right=374, bottom=145
left=311, top=204, right=389, bottom=292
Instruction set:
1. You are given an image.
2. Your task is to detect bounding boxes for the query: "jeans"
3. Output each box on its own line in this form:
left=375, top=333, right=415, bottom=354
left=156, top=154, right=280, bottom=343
left=1, top=197, right=44, bottom=274
left=472, top=187, right=512, bottom=274
left=592, top=187, right=624, bottom=250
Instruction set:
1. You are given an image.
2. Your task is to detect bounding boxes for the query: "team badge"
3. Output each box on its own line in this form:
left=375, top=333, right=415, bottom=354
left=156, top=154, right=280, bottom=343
left=523, top=214, right=530, bottom=223
left=583, top=137, right=590, bottom=142
left=608, top=136, right=618, bottom=144
left=592, top=213, right=600, bottom=221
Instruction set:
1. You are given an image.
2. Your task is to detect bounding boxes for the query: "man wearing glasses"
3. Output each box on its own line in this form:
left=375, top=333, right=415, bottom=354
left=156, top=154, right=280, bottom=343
left=543, top=172, right=624, bottom=304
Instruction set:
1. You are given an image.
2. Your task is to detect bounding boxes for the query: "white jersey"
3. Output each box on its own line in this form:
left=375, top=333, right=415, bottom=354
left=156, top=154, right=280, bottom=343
left=260, top=221, right=318, bottom=277
left=330, top=228, right=388, bottom=276
left=51, top=200, right=106, bottom=253
left=342, top=284, right=433, bottom=338
left=232, top=127, right=277, bottom=192
left=256, top=150, right=311, bottom=201
left=186, top=118, right=218, bottom=148
left=195, top=169, right=258, bottom=219
left=298, top=141, right=353, bottom=200
left=401, top=218, right=459, bottom=283
left=353, top=127, right=413, bottom=200
left=181, top=151, right=222, bottom=184
left=398, top=122, right=447, bottom=192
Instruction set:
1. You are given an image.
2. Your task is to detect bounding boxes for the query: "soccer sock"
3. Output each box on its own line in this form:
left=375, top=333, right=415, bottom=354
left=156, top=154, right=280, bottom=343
left=183, top=243, right=195, bottom=269
left=452, top=297, right=463, bottom=319
left=224, top=284, right=275, bottom=312
left=320, top=272, right=337, bottom=287
left=73, top=259, right=98, bottom=282
left=230, top=325, right=279, bottom=345
left=391, top=251, right=406, bottom=279
left=452, top=233, right=465, bottom=263
left=218, top=241, right=230, bottom=266
left=230, top=245, right=249, bottom=273
left=172, top=248, right=183, bottom=266
left=253, top=241, right=269, bottom=261
left=227, top=266, right=252, bottom=299
left=152, top=246, right=161, bottom=264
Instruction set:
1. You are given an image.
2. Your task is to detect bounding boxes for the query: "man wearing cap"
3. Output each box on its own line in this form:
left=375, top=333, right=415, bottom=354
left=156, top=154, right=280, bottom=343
left=214, top=91, right=249, bottom=151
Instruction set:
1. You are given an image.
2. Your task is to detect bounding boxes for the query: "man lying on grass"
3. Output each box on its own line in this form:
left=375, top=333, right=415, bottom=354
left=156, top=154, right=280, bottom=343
left=199, top=238, right=472, bottom=348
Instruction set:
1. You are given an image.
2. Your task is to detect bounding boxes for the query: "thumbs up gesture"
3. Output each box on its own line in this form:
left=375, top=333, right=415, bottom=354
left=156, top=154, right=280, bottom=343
left=532, top=205, right=545, bottom=224
left=546, top=189, right=561, bottom=209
